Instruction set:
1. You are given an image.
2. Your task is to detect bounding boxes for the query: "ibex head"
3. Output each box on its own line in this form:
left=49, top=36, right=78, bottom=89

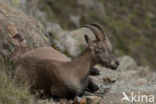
left=84, top=23, right=119, bottom=70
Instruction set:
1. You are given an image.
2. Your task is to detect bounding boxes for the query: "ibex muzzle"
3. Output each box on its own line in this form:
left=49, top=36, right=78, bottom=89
left=84, top=24, right=119, bottom=70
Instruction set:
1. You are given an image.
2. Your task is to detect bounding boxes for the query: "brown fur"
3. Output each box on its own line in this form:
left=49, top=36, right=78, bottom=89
left=14, top=24, right=119, bottom=97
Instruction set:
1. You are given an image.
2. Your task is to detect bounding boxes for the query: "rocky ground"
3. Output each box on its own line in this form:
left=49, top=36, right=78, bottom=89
left=0, top=1, right=156, bottom=104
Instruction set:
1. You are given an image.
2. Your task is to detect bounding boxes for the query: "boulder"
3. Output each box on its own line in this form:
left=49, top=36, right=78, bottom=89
left=0, top=1, right=50, bottom=59
left=118, top=56, right=137, bottom=71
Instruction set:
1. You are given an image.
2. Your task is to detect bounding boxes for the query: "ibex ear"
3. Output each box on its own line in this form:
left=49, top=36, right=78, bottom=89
left=84, top=34, right=92, bottom=45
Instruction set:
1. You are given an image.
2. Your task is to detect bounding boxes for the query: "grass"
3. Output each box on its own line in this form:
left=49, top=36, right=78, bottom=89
left=0, top=69, right=34, bottom=104
left=0, top=57, right=35, bottom=104
left=0, top=56, right=56, bottom=104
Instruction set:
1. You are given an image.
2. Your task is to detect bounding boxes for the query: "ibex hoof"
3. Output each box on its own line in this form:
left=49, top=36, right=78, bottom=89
left=90, top=68, right=100, bottom=76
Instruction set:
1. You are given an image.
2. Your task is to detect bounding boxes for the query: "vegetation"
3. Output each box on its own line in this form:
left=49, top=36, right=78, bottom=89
left=0, top=57, right=34, bottom=104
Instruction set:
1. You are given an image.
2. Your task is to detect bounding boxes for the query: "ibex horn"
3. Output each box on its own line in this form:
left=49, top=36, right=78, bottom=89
left=83, top=23, right=105, bottom=41
left=90, top=23, right=106, bottom=41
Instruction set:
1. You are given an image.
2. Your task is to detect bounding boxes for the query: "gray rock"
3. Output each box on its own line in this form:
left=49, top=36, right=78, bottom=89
left=118, top=56, right=137, bottom=71
left=0, top=1, right=50, bottom=60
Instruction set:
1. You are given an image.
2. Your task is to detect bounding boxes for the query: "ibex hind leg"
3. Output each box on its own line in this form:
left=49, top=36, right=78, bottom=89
left=86, top=77, right=99, bottom=92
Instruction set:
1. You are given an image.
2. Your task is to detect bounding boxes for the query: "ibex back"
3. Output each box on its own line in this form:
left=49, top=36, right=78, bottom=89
left=14, top=23, right=119, bottom=97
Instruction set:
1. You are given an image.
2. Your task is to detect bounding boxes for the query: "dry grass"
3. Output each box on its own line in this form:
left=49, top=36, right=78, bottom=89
left=0, top=56, right=56, bottom=104
left=0, top=57, right=35, bottom=104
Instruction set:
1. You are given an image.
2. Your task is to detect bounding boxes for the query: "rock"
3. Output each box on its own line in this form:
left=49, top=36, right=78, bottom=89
left=103, top=76, right=116, bottom=85
left=118, top=56, right=137, bottom=71
left=100, top=91, right=156, bottom=104
left=100, top=85, right=111, bottom=94
left=88, top=56, right=156, bottom=104
left=74, top=96, right=101, bottom=104
left=37, top=99, right=55, bottom=104
left=85, top=96, right=101, bottom=104
left=119, top=70, right=138, bottom=80
left=74, top=96, right=87, bottom=104
left=59, top=99, right=73, bottom=104
left=0, top=1, right=50, bottom=59
left=95, top=65, right=121, bottom=82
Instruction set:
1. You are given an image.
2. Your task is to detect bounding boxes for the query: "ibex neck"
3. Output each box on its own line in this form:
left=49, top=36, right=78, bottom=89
left=75, top=47, right=95, bottom=66
left=71, top=47, right=95, bottom=81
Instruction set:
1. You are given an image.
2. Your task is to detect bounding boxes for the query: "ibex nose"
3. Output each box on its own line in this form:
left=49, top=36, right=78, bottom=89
left=115, top=60, right=119, bottom=66
left=110, top=59, right=119, bottom=70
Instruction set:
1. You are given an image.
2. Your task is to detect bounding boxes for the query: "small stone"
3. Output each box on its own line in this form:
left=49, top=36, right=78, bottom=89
left=103, top=76, right=116, bottom=85
left=85, top=96, right=101, bottom=104
left=74, top=96, right=87, bottom=104
left=101, top=85, right=111, bottom=93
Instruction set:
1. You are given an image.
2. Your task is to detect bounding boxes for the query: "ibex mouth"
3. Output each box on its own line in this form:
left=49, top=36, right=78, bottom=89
left=103, top=63, right=119, bottom=70
left=110, top=65, right=118, bottom=70
left=100, top=63, right=118, bottom=70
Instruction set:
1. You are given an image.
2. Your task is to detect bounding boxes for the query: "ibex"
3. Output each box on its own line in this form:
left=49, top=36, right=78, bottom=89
left=14, top=24, right=119, bottom=98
